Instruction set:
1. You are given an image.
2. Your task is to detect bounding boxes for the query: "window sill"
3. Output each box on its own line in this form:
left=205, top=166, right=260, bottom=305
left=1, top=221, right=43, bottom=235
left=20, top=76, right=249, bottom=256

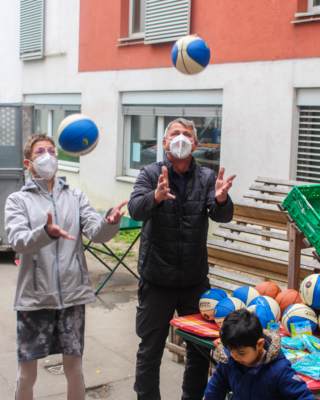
left=58, top=160, right=80, bottom=173
left=292, top=10, right=320, bottom=24
left=115, top=176, right=136, bottom=184
left=118, top=35, right=145, bottom=42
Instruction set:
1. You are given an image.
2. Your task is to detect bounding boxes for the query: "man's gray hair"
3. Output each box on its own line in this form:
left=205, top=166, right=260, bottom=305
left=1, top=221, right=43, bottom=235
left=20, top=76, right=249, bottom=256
left=163, top=118, right=197, bottom=140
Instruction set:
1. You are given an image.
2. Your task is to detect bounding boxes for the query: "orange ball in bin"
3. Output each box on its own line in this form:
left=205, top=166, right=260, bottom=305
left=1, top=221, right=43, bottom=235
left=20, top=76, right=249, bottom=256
left=275, top=289, right=302, bottom=317
left=255, top=282, right=281, bottom=299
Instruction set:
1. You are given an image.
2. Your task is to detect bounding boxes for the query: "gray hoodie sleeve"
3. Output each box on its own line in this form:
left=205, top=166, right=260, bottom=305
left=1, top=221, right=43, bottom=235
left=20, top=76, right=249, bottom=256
left=5, top=194, right=56, bottom=254
left=79, top=191, right=120, bottom=243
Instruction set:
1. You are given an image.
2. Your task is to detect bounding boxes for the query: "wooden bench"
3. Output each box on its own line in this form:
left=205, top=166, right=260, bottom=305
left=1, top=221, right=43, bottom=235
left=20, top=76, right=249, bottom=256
left=208, top=176, right=320, bottom=292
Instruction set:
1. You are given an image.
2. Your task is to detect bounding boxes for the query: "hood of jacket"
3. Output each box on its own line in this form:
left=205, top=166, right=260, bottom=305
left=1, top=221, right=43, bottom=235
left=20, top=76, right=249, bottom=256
left=213, top=329, right=283, bottom=366
left=21, top=177, right=69, bottom=193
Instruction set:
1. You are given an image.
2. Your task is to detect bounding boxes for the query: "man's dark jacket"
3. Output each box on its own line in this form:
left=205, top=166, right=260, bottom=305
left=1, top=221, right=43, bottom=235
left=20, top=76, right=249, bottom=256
left=128, top=156, right=234, bottom=288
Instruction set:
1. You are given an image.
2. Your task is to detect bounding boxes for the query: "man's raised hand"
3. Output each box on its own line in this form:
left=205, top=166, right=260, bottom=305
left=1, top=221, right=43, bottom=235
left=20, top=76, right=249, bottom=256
left=215, top=167, right=236, bottom=204
left=45, top=212, right=76, bottom=240
left=107, top=200, right=128, bottom=224
left=154, top=166, right=176, bottom=205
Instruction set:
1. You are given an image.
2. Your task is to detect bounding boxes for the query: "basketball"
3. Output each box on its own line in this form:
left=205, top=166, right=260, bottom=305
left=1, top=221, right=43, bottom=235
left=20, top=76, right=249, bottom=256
left=199, top=288, right=227, bottom=321
left=300, top=274, right=320, bottom=309
left=214, top=298, right=246, bottom=328
left=232, top=286, right=260, bottom=306
left=247, top=304, right=275, bottom=329
left=282, top=303, right=318, bottom=336
left=171, top=36, right=211, bottom=75
left=255, top=282, right=281, bottom=299
left=248, top=295, right=281, bottom=322
left=57, top=114, right=99, bottom=156
left=275, top=289, right=302, bottom=317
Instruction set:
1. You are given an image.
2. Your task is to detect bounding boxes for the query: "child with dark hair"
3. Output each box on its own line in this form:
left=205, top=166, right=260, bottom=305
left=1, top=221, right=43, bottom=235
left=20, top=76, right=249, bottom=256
left=204, top=308, right=315, bottom=400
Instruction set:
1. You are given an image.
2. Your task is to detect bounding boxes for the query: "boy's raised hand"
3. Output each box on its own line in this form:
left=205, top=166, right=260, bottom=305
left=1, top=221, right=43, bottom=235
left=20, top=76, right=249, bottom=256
left=45, top=212, right=76, bottom=240
left=106, top=200, right=128, bottom=224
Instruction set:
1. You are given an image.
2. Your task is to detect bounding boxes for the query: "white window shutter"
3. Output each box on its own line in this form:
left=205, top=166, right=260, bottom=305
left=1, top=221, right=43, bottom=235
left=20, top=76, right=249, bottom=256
left=20, top=0, right=44, bottom=61
left=144, top=0, right=191, bottom=45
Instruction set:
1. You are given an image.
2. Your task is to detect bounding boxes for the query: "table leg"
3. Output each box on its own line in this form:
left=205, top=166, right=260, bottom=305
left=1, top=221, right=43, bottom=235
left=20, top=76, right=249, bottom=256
left=193, top=343, right=218, bottom=367
left=95, top=233, right=140, bottom=295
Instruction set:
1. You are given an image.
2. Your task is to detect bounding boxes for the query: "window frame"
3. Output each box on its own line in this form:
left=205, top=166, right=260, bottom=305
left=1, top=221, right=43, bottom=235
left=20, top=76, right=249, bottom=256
left=123, top=108, right=222, bottom=177
left=308, top=0, right=320, bottom=13
left=129, top=0, right=146, bottom=39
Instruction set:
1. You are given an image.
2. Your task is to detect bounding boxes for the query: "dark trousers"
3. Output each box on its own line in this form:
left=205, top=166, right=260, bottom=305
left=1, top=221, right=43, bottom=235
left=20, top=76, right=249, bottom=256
left=134, top=277, right=211, bottom=400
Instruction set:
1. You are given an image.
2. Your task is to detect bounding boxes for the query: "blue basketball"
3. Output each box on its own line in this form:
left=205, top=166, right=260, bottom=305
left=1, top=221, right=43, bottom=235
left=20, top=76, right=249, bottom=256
left=214, top=297, right=246, bottom=328
left=247, top=304, right=275, bottom=329
left=232, top=286, right=260, bottom=306
left=172, top=35, right=210, bottom=75
left=248, top=295, right=281, bottom=322
left=199, top=288, right=227, bottom=321
left=57, top=114, right=99, bottom=156
left=282, top=303, right=318, bottom=336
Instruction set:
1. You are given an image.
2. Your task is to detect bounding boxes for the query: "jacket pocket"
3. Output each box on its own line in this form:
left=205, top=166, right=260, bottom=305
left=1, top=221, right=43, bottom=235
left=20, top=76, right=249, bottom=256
left=76, top=254, right=84, bottom=285
left=33, top=258, right=38, bottom=291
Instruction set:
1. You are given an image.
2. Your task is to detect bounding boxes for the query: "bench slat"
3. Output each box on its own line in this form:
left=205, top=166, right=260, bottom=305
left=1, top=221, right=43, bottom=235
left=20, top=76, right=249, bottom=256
left=209, top=266, right=261, bottom=286
left=243, top=192, right=286, bottom=203
left=207, top=238, right=316, bottom=268
left=209, top=277, right=239, bottom=292
left=213, top=230, right=314, bottom=256
left=208, top=256, right=289, bottom=283
left=233, top=215, right=287, bottom=230
left=249, top=184, right=291, bottom=195
left=234, top=202, right=287, bottom=224
left=207, top=244, right=315, bottom=278
left=255, top=177, right=314, bottom=187
left=218, top=223, right=288, bottom=241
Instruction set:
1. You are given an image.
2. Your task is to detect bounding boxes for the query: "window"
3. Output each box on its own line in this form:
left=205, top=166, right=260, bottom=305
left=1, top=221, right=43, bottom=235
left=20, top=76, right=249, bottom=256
left=123, top=106, right=222, bottom=177
left=20, top=0, right=44, bottom=60
left=296, top=107, right=320, bottom=183
left=144, top=0, right=191, bottom=44
left=35, top=108, right=81, bottom=166
left=308, top=0, right=320, bottom=12
left=130, top=0, right=146, bottom=37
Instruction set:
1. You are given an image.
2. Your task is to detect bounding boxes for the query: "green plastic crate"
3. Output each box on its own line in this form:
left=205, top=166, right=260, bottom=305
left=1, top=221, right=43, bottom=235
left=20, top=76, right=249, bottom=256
left=282, top=185, right=320, bottom=253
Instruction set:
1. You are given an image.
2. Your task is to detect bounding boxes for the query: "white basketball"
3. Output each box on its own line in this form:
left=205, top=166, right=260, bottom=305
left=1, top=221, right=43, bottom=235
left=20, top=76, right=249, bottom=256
left=300, top=274, right=320, bottom=309
left=282, top=303, right=318, bottom=336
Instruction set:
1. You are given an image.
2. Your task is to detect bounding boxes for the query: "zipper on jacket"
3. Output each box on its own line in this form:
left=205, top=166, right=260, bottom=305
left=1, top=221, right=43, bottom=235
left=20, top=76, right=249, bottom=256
left=33, top=259, right=37, bottom=291
left=169, top=164, right=194, bottom=288
left=76, top=254, right=84, bottom=285
left=45, top=181, right=64, bottom=308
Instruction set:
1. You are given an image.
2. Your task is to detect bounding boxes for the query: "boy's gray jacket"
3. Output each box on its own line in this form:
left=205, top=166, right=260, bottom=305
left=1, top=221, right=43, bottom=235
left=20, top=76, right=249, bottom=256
left=5, top=178, right=120, bottom=311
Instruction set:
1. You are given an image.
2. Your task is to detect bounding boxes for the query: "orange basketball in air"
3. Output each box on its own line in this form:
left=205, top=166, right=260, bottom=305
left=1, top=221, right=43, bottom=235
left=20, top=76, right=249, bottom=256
left=275, top=289, right=302, bottom=317
left=255, top=282, right=281, bottom=299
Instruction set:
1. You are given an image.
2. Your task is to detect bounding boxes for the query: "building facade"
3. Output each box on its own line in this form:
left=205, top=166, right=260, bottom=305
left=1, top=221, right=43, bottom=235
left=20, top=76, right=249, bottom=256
left=1, top=0, right=320, bottom=210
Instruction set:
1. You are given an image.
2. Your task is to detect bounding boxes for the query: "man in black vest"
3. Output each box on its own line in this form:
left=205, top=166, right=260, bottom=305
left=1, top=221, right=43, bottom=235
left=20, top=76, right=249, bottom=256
left=128, top=118, right=235, bottom=400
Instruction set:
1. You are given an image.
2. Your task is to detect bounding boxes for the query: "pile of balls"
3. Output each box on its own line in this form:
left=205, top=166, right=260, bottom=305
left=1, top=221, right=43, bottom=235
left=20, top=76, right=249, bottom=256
left=199, top=274, right=320, bottom=336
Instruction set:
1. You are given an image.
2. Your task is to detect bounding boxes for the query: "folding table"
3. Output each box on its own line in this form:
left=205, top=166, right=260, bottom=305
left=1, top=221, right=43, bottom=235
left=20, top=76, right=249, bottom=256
left=83, top=214, right=142, bottom=294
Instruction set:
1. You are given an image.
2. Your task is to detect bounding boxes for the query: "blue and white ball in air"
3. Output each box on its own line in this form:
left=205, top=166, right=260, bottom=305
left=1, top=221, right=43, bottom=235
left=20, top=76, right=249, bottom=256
left=199, top=288, right=227, bottom=321
left=300, top=274, right=320, bottom=309
left=282, top=303, right=318, bottom=336
left=232, top=286, right=260, bottom=306
left=248, top=295, right=281, bottom=322
left=214, top=297, right=246, bottom=328
left=57, top=114, right=99, bottom=156
left=247, top=304, right=275, bottom=329
left=171, top=35, right=211, bottom=75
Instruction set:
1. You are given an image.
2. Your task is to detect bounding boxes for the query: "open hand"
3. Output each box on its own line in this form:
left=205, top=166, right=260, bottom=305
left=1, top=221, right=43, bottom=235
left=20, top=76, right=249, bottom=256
left=215, top=167, right=236, bottom=204
left=107, top=200, right=128, bottom=224
left=154, top=166, right=176, bottom=205
left=45, top=212, right=76, bottom=240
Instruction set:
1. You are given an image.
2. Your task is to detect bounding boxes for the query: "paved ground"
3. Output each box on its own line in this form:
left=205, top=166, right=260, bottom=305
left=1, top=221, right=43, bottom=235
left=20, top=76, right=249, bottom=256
left=0, top=251, right=185, bottom=399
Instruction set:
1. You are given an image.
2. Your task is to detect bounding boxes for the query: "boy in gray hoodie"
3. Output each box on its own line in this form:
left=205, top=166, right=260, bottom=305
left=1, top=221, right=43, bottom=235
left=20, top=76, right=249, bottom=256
left=5, top=133, right=127, bottom=400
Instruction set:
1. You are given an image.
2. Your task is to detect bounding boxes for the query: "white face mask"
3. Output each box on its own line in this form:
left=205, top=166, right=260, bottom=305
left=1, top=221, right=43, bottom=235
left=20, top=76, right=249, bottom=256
left=27, top=152, right=58, bottom=180
left=166, top=135, right=195, bottom=159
